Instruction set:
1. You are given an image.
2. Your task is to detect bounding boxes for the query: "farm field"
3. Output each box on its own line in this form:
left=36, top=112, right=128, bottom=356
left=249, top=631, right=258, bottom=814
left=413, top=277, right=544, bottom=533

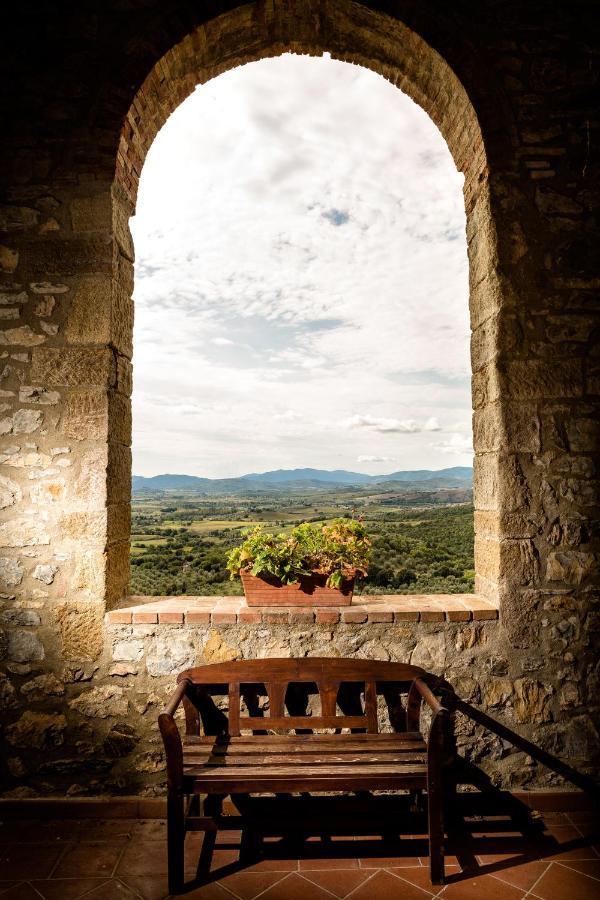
left=130, top=487, right=474, bottom=597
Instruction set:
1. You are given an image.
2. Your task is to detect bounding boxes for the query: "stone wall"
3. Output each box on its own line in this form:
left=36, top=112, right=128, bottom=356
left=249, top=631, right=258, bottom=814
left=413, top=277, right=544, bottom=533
left=0, top=0, right=599, bottom=795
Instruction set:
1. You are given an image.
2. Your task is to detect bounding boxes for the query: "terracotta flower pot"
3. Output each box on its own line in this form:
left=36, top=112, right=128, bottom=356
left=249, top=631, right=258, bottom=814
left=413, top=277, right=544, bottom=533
left=240, top=571, right=354, bottom=606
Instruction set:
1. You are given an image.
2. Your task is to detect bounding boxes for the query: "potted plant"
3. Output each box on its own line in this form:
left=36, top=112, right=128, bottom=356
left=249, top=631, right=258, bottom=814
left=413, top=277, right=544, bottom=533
left=226, top=519, right=371, bottom=606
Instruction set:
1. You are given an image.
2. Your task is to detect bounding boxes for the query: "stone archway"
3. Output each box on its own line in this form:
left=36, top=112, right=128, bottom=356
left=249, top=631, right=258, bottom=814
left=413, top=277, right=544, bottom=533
left=112, top=0, right=503, bottom=613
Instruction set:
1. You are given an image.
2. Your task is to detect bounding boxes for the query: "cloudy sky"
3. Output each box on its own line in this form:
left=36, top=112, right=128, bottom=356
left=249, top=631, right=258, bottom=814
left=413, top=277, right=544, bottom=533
left=131, top=54, right=472, bottom=478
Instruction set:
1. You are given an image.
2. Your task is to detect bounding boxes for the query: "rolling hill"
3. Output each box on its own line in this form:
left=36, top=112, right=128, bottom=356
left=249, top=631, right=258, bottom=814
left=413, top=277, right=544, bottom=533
left=132, top=466, right=472, bottom=494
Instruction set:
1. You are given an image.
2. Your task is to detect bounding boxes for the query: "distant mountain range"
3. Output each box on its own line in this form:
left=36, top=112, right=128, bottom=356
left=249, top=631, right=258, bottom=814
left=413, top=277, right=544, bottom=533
left=131, top=466, right=473, bottom=494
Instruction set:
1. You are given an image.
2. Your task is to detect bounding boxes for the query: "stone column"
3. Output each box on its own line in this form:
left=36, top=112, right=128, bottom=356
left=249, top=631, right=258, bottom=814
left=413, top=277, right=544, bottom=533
left=0, top=180, right=132, bottom=674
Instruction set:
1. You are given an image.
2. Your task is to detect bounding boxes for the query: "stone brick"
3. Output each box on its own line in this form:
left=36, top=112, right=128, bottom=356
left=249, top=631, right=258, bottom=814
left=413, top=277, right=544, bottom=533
left=185, top=609, right=210, bottom=625
left=70, top=195, right=112, bottom=233
left=6, top=712, right=66, bottom=749
left=501, top=359, right=584, bottom=400
left=0, top=518, right=50, bottom=547
left=0, top=556, right=24, bottom=586
left=315, top=609, right=340, bottom=624
left=64, top=276, right=133, bottom=356
left=113, top=638, right=145, bottom=661
left=8, top=630, right=44, bottom=662
left=158, top=611, right=183, bottom=624
left=237, top=609, right=261, bottom=624
left=55, top=600, right=104, bottom=661
left=513, top=678, right=553, bottom=724
left=366, top=611, right=393, bottom=623
left=31, top=347, right=116, bottom=387
left=201, top=630, right=239, bottom=664
left=69, top=684, right=128, bottom=718
left=105, top=540, right=130, bottom=607
left=211, top=612, right=237, bottom=625
left=341, top=609, right=367, bottom=623
left=132, top=611, right=158, bottom=624
left=146, top=633, right=196, bottom=676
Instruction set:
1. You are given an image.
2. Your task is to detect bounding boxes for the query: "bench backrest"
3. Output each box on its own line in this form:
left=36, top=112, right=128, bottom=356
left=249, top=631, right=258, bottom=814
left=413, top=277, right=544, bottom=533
left=177, top=657, right=426, bottom=736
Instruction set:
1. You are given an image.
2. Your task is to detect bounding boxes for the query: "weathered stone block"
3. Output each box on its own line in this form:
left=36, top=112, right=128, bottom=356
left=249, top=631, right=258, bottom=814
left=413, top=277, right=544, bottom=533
left=20, top=673, right=65, bottom=698
left=2, top=609, right=41, bottom=627
left=33, top=563, right=58, bottom=585
left=58, top=509, right=107, bottom=544
left=107, top=503, right=131, bottom=543
left=21, top=237, right=114, bottom=277
left=69, top=684, right=128, bottom=718
left=0, top=325, right=45, bottom=346
left=70, top=195, right=112, bottom=233
left=61, top=390, right=106, bottom=440
left=501, top=359, right=584, bottom=400
left=113, top=638, right=145, bottom=661
left=0, top=556, right=24, bottom=586
left=146, top=633, right=196, bottom=676
left=55, top=600, right=104, bottom=661
left=513, top=679, right=552, bottom=723
left=8, top=629, right=44, bottom=662
left=0, top=672, right=18, bottom=710
left=546, top=550, right=595, bottom=586
left=6, top=711, right=66, bottom=749
left=0, top=475, right=22, bottom=509
left=72, top=448, right=108, bottom=506
left=0, top=245, right=19, bottom=272
left=105, top=540, right=130, bottom=607
left=31, top=347, right=116, bottom=387
left=107, top=443, right=131, bottom=506
left=409, top=631, right=445, bottom=672
left=0, top=518, right=50, bottom=547
left=483, top=677, right=512, bottom=707
left=202, top=629, right=240, bottom=664
left=64, top=277, right=132, bottom=357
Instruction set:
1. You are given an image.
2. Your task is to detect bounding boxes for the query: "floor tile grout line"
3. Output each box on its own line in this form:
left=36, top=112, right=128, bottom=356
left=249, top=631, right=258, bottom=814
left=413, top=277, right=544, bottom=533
left=110, top=836, right=133, bottom=880
left=45, top=839, right=73, bottom=879
left=24, top=884, right=46, bottom=900
left=297, top=869, right=353, bottom=898
left=555, top=860, right=600, bottom=883
left=521, top=860, right=553, bottom=899
left=245, top=872, right=296, bottom=900
left=214, top=875, right=249, bottom=900
left=78, top=878, right=117, bottom=899
left=341, top=869, right=379, bottom=899
left=385, top=866, right=438, bottom=897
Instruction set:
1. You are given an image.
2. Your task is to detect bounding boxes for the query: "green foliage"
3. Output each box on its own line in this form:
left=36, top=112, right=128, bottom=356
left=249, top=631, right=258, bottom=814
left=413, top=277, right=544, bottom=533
left=226, top=519, right=371, bottom=588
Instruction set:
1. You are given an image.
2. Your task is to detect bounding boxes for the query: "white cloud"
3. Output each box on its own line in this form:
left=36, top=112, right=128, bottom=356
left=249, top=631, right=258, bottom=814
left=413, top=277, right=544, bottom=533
left=357, top=455, right=397, bottom=463
left=131, top=54, right=470, bottom=477
left=343, top=414, right=442, bottom=434
left=433, top=433, right=473, bottom=457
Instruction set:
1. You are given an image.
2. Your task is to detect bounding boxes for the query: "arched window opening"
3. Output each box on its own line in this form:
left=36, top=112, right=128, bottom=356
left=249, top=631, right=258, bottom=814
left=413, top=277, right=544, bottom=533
left=129, top=54, right=473, bottom=599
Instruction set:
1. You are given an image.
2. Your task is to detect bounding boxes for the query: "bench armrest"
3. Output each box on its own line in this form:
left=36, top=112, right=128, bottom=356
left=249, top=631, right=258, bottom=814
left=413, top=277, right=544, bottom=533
left=412, top=677, right=448, bottom=716
left=406, top=675, right=453, bottom=733
left=158, top=680, right=190, bottom=790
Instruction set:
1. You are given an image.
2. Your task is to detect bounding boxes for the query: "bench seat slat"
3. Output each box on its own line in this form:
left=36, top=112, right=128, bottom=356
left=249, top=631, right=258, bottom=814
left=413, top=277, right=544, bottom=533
left=184, top=772, right=427, bottom=793
left=184, top=752, right=427, bottom=766
left=184, top=732, right=424, bottom=746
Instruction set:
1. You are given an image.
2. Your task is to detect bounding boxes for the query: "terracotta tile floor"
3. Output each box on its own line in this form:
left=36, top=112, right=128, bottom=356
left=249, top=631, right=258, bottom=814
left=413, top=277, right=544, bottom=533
left=0, top=807, right=598, bottom=899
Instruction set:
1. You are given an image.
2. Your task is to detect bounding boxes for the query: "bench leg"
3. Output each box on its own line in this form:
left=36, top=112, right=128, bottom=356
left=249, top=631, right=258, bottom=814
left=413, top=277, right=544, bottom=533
left=427, top=782, right=445, bottom=885
left=167, top=789, right=186, bottom=894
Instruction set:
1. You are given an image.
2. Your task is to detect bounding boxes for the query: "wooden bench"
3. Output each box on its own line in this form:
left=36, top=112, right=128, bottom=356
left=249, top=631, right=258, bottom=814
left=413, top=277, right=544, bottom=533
left=159, top=657, right=455, bottom=893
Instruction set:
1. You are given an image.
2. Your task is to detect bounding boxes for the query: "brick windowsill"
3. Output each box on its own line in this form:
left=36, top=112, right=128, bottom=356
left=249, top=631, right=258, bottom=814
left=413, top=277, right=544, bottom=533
left=106, top=594, right=499, bottom=626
